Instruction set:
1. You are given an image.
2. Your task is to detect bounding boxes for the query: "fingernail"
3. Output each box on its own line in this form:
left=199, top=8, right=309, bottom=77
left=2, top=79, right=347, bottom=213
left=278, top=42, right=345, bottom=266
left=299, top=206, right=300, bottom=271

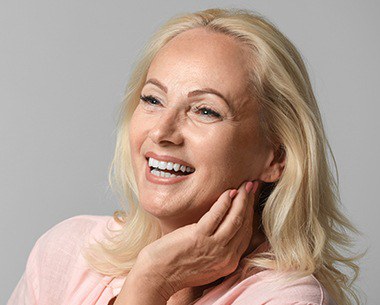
left=245, top=181, right=254, bottom=194
left=252, top=181, right=259, bottom=194
left=229, top=189, right=238, bottom=199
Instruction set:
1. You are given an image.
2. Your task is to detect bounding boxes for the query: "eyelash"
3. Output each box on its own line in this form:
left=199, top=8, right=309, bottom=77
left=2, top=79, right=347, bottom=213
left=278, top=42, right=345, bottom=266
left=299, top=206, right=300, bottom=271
left=140, top=94, right=222, bottom=119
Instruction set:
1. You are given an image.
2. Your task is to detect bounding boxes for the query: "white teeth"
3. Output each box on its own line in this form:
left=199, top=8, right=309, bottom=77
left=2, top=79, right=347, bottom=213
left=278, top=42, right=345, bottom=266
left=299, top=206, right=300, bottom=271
left=158, top=161, right=167, bottom=170
left=147, top=157, right=195, bottom=173
left=150, top=168, right=182, bottom=178
left=151, top=169, right=160, bottom=177
left=166, top=162, right=174, bottom=170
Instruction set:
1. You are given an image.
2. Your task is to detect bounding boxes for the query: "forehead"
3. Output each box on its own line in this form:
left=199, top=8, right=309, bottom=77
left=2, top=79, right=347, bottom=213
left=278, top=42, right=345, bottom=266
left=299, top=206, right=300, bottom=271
left=146, top=28, right=250, bottom=103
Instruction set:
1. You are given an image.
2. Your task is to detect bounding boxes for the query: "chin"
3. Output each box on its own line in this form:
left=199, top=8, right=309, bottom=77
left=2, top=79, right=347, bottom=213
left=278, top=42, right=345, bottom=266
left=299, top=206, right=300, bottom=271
left=139, top=196, right=181, bottom=218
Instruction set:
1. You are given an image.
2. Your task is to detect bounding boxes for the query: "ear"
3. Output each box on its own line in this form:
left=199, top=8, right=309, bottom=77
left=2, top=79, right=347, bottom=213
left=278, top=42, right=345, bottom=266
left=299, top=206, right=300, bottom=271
left=258, top=144, right=286, bottom=183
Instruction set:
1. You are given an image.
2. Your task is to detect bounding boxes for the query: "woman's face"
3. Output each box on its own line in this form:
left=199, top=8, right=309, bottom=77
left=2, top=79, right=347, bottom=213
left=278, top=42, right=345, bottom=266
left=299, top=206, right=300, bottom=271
left=129, top=28, right=276, bottom=233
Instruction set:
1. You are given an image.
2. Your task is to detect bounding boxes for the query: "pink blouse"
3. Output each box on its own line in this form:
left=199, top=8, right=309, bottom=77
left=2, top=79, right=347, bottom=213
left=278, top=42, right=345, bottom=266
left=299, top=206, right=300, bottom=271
left=7, top=215, right=338, bottom=305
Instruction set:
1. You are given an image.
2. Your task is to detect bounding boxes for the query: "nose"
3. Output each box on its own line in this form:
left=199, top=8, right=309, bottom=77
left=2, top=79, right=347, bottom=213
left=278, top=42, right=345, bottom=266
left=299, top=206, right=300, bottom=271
left=148, top=108, right=184, bottom=146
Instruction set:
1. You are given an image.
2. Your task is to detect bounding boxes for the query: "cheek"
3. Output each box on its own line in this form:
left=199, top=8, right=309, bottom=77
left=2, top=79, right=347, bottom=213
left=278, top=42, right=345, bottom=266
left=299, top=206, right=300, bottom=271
left=129, top=110, right=147, bottom=147
left=196, top=131, right=243, bottom=178
left=129, top=111, right=149, bottom=170
left=201, top=128, right=260, bottom=180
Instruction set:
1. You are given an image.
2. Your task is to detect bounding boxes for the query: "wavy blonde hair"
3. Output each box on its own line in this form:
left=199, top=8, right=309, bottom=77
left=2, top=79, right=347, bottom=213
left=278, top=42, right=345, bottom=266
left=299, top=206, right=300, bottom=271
left=82, top=8, right=366, bottom=305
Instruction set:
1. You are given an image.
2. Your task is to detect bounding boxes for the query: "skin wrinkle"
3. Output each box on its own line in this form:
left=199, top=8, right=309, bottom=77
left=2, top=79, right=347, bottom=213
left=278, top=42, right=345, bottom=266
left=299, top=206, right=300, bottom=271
left=145, top=77, right=234, bottom=112
left=128, top=27, right=285, bottom=304
left=143, top=84, right=234, bottom=122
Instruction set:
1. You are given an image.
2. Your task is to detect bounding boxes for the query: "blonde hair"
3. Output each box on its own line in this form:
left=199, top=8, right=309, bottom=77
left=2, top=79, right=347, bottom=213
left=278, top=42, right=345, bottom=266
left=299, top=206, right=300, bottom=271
left=82, top=8, right=366, bottom=304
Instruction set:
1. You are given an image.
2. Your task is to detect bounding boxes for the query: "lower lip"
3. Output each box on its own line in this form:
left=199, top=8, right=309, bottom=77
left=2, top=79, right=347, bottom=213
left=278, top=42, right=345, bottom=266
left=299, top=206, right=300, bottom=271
left=145, top=160, right=194, bottom=185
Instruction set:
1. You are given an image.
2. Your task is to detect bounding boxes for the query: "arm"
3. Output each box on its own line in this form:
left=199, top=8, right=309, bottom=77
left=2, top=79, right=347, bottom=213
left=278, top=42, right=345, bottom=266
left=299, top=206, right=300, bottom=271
left=7, top=238, right=41, bottom=305
left=113, top=253, right=176, bottom=305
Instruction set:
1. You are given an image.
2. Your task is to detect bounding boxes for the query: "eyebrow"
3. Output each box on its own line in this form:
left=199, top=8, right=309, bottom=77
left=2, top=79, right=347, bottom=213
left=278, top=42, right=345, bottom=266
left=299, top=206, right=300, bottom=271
left=144, top=78, right=232, bottom=109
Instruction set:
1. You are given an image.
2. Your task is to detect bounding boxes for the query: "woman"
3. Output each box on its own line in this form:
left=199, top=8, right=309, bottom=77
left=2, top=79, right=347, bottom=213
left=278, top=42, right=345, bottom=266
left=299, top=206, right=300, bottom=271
left=8, top=8, right=365, bottom=305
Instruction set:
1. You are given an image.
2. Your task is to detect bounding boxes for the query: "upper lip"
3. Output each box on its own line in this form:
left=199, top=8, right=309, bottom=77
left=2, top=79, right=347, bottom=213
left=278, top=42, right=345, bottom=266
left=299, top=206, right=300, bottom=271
left=145, top=151, right=195, bottom=169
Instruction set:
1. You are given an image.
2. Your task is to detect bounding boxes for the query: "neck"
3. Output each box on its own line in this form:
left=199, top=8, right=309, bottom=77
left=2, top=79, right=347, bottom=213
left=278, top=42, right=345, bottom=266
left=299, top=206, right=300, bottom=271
left=242, top=212, right=267, bottom=259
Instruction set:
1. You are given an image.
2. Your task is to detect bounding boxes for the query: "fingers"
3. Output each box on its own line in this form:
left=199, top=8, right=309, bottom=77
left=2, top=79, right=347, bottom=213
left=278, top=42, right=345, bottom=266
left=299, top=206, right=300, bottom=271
left=197, top=188, right=236, bottom=236
left=235, top=182, right=258, bottom=255
left=213, top=180, right=258, bottom=244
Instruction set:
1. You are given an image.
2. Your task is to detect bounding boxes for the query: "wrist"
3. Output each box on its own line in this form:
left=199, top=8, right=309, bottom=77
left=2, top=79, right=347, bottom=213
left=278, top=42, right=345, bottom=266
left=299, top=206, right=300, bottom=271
left=114, top=265, right=173, bottom=305
left=133, top=250, right=178, bottom=299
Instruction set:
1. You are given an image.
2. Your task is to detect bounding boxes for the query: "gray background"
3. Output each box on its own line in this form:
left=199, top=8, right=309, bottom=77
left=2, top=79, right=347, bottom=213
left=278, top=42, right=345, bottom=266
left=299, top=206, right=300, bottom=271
left=1, top=1, right=378, bottom=304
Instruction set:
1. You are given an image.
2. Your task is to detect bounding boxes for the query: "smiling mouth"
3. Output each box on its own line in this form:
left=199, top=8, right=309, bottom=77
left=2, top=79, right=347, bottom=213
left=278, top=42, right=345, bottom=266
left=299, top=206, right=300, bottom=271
left=146, top=158, right=194, bottom=176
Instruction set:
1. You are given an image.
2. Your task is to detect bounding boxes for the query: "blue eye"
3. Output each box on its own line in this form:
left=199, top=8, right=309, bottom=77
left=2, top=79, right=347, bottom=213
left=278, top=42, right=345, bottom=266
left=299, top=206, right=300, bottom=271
left=140, top=94, right=222, bottom=119
left=194, top=106, right=221, bottom=119
left=140, top=94, right=161, bottom=106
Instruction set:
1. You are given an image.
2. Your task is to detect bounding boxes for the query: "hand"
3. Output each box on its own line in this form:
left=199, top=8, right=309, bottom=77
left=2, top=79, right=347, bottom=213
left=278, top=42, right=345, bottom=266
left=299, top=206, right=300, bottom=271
left=138, top=179, right=259, bottom=297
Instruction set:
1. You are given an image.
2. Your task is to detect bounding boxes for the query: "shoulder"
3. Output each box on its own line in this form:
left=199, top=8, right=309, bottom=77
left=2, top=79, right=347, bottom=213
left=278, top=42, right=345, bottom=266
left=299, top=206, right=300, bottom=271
left=35, top=214, right=116, bottom=250
left=29, top=214, right=119, bottom=272
left=231, top=269, right=337, bottom=305
left=9, top=215, right=119, bottom=304
left=42, top=214, right=117, bottom=238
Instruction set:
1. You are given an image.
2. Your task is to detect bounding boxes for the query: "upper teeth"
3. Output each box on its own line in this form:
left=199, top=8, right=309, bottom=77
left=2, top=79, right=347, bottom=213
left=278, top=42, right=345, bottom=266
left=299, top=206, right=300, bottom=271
left=148, top=157, right=195, bottom=173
